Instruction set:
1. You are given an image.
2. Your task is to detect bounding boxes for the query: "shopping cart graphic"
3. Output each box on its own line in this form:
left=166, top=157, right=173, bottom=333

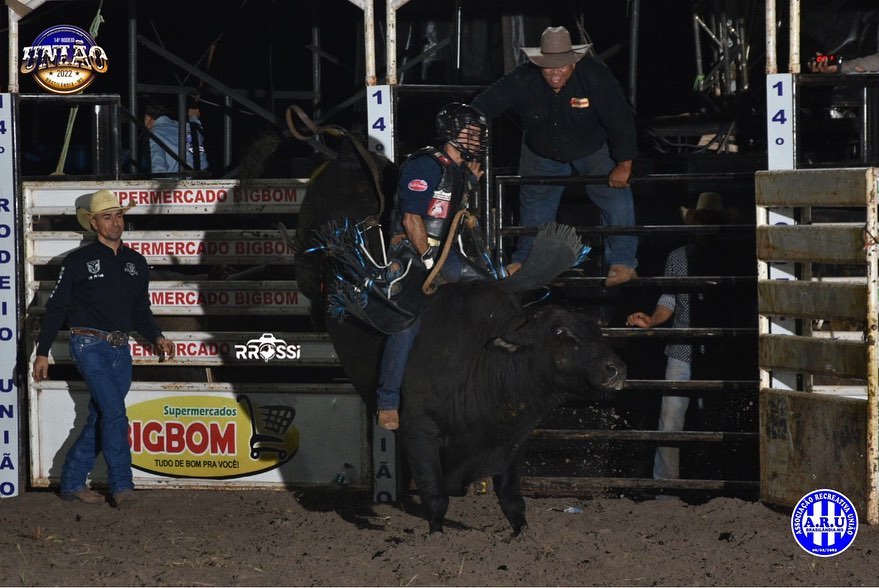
left=236, top=394, right=298, bottom=461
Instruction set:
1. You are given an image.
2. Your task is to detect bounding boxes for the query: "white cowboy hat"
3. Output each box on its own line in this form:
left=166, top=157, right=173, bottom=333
left=521, top=26, right=590, bottom=68
left=75, top=190, right=134, bottom=231
left=680, top=192, right=732, bottom=225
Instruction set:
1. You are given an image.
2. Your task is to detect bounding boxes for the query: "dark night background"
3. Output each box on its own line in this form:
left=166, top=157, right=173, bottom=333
left=2, top=0, right=744, bottom=177
left=4, top=0, right=879, bottom=176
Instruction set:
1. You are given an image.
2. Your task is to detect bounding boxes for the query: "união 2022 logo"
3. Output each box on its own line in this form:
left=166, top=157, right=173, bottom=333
left=20, top=25, right=109, bottom=94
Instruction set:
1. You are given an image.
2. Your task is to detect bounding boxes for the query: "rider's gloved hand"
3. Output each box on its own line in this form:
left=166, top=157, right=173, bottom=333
left=421, top=246, right=435, bottom=270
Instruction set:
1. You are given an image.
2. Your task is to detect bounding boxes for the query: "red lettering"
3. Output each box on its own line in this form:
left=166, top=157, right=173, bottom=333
left=130, top=342, right=150, bottom=357
left=233, top=187, right=298, bottom=203
left=233, top=240, right=289, bottom=256
left=129, top=420, right=140, bottom=452
left=165, top=422, right=186, bottom=453
left=130, top=420, right=237, bottom=455
left=186, top=422, right=209, bottom=454
left=142, top=421, right=164, bottom=452
left=211, top=422, right=236, bottom=454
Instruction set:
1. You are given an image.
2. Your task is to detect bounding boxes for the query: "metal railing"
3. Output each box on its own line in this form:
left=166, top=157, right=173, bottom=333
left=491, top=169, right=761, bottom=497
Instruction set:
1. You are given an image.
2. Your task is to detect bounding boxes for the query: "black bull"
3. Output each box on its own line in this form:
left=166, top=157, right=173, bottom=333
left=291, top=133, right=626, bottom=535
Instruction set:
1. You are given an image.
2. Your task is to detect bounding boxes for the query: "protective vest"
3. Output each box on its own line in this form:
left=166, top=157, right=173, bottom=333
left=394, top=147, right=477, bottom=253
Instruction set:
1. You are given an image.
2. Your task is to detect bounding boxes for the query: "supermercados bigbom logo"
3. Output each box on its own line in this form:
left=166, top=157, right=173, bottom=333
left=127, top=394, right=299, bottom=479
left=21, top=25, right=108, bottom=94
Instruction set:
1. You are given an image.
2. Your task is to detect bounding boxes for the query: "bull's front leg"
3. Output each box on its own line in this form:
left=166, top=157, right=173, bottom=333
left=493, top=456, right=527, bottom=536
left=400, top=422, right=449, bottom=533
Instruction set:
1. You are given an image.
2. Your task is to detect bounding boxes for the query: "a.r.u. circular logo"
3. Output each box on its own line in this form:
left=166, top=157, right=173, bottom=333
left=791, top=489, right=858, bottom=557
left=20, top=25, right=109, bottom=94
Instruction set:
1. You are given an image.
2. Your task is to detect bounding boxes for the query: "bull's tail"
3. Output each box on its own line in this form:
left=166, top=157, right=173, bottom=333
left=500, top=223, right=590, bottom=292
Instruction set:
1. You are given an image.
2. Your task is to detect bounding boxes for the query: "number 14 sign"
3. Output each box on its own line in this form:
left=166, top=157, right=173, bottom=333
left=767, top=73, right=795, bottom=170
left=367, top=85, right=396, bottom=163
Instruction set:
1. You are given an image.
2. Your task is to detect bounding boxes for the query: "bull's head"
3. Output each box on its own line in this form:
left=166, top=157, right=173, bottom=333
left=490, top=307, right=626, bottom=394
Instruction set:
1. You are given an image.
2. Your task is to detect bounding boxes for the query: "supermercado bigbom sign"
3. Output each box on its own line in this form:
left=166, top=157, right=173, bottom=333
left=31, top=389, right=366, bottom=487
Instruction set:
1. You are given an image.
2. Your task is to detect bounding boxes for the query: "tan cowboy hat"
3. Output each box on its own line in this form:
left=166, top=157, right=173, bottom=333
left=521, top=26, right=590, bottom=68
left=75, top=190, right=134, bottom=231
left=680, top=192, right=732, bottom=225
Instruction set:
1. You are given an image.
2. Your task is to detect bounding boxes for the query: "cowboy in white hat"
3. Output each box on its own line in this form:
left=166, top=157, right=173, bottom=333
left=471, top=26, right=639, bottom=286
left=625, top=192, right=741, bottom=485
left=679, top=191, right=734, bottom=226
left=33, top=189, right=175, bottom=507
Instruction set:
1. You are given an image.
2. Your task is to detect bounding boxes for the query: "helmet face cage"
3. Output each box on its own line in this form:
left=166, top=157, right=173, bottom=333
left=436, top=103, right=488, bottom=162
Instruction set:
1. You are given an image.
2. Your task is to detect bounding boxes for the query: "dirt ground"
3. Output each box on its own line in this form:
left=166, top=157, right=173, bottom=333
left=0, top=488, right=876, bottom=587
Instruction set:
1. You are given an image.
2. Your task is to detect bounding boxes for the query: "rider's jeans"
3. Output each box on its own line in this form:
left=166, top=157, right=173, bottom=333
left=376, top=253, right=462, bottom=411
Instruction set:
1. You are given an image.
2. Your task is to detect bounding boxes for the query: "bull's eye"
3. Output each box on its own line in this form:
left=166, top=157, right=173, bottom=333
left=553, top=326, right=578, bottom=341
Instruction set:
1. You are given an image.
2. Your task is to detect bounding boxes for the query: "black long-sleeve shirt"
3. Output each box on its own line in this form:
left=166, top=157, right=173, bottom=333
left=471, top=58, right=637, bottom=163
left=36, top=240, right=163, bottom=356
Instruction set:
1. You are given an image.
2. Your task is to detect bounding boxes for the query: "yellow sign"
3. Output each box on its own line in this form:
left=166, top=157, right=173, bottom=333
left=128, top=395, right=299, bottom=479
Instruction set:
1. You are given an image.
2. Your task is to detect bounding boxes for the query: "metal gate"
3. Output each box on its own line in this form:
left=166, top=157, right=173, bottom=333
left=756, top=168, right=879, bottom=524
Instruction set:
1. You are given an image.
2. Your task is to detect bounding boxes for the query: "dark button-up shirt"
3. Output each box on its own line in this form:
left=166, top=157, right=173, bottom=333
left=471, top=58, right=636, bottom=163
left=37, top=240, right=163, bottom=356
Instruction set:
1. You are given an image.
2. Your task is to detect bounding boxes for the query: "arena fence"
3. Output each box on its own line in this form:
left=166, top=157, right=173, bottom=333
left=756, top=168, right=879, bottom=525
left=491, top=171, right=761, bottom=498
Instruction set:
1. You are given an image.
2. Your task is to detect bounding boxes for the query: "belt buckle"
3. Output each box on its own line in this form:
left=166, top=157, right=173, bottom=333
left=106, top=330, right=128, bottom=347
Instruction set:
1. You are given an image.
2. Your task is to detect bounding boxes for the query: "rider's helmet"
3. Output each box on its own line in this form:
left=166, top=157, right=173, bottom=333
left=435, top=103, right=488, bottom=162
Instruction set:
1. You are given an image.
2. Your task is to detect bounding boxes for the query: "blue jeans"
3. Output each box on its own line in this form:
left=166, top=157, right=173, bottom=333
left=512, top=142, right=638, bottom=269
left=60, top=334, right=134, bottom=496
left=376, top=252, right=462, bottom=411
left=376, top=319, right=421, bottom=410
left=653, top=356, right=691, bottom=480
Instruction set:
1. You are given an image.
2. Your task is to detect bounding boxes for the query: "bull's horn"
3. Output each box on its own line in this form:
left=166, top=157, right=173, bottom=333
left=490, top=337, right=520, bottom=353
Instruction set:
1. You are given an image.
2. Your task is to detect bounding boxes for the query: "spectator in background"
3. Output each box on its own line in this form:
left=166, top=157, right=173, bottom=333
left=625, top=193, right=735, bottom=484
left=472, top=26, right=638, bottom=287
left=143, top=98, right=209, bottom=174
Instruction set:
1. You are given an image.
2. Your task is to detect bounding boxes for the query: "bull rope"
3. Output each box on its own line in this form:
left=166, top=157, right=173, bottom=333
left=421, top=209, right=478, bottom=295
left=285, top=104, right=388, bottom=216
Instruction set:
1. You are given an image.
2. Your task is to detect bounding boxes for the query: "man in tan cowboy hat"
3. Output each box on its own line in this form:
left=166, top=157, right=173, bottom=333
left=32, top=189, right=175, bottom=507
left=472, top=25, right=639, bottom=286
left=626, top=192, right=751, bottom=488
